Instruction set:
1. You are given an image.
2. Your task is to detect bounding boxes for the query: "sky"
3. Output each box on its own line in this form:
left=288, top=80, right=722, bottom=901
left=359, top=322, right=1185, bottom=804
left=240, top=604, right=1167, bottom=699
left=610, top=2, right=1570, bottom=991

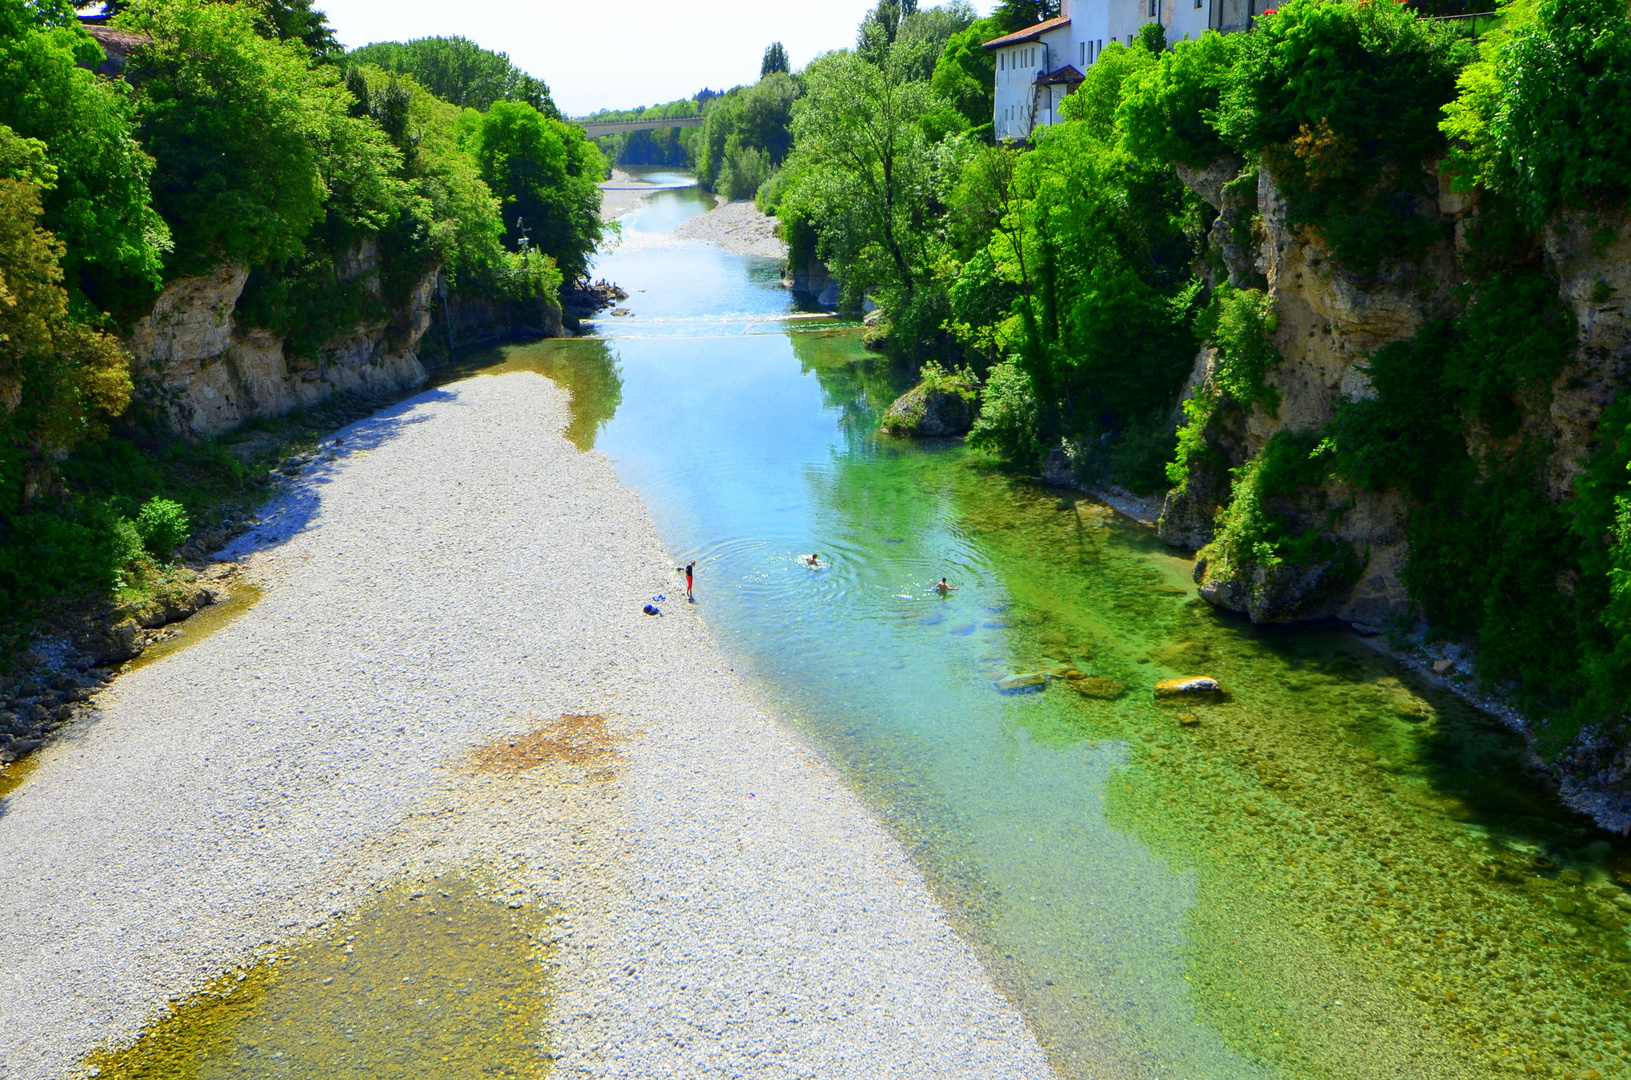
left=317, top=0, right=999, bottom=117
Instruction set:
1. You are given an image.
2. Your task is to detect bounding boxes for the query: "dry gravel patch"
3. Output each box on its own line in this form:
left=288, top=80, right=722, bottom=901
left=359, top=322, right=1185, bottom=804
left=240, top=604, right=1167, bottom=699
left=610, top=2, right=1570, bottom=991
left=0, top=373, right=1052, bottom=1079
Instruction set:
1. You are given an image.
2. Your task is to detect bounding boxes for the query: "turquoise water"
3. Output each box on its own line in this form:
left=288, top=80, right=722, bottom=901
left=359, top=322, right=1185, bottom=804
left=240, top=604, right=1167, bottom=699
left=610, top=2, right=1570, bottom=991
left=466, top=181, right=1631, bottom=1080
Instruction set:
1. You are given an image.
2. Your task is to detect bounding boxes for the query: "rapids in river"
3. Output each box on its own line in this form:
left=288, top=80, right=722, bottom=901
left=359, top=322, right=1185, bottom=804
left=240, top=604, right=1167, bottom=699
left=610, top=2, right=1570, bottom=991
left=468, top=173, right=1631, bottom=1080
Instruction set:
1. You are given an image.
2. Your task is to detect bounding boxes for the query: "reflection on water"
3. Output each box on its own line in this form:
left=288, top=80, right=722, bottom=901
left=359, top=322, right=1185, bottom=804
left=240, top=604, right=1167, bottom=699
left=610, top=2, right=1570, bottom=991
left=458, top=186, right=1631, bottom=1080
left=84, top=875, right=551, bottom=1079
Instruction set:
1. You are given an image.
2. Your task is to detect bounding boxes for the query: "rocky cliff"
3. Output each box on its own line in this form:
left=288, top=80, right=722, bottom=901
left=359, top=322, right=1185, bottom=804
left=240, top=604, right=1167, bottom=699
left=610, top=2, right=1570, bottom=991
left=127, top=239, right=438, bottom=437
left=1161, top=158, right=1631, bottom=630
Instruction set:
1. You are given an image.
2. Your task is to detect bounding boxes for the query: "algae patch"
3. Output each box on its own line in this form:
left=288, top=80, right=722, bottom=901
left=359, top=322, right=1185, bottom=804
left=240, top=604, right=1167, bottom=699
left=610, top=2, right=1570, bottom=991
left=125, top=583, right=264, bottom=675
left=81, top=873, right=553, bottom=1079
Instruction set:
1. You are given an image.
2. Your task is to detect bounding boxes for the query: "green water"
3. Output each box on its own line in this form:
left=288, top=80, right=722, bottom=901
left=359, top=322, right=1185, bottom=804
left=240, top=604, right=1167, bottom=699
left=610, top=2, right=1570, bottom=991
left=468, top=182, right=1631, bottom=1080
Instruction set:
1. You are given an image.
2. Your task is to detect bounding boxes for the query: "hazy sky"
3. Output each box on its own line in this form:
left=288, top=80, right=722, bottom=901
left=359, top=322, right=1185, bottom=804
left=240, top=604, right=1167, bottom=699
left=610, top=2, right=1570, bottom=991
left=318, top=0, right=1000, bottom=117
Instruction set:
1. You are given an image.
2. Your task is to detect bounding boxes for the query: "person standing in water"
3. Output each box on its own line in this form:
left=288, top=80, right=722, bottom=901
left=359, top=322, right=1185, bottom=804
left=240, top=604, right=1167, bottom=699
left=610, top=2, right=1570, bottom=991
left=933, top=577, right=957, bottom=595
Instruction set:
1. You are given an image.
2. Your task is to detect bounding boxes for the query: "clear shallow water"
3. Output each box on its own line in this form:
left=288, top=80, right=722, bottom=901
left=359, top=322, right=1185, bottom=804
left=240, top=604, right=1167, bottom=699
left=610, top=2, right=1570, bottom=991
left=469, top=186, right=1631, bottom=1080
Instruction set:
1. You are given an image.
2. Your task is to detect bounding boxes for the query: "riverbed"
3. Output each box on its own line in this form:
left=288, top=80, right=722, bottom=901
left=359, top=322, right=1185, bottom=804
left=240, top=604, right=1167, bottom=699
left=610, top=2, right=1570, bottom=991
left=472, top=175, right=1631, bottom=1080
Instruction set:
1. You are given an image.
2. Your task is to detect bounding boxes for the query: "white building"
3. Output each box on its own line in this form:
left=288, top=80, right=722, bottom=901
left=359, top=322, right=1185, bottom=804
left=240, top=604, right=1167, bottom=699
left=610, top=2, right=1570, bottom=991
left=986, top=0, right=1255, bottom=142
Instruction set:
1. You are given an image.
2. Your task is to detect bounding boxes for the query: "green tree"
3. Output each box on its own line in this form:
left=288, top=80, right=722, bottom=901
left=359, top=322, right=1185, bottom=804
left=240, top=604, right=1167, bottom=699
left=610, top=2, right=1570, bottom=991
left=347, top=37, right=559, bottom=117
left=121, top=0, right=403, bottom=275
left=783, top=48, right=963, bottom=301
left=762, top=41, right=790, bottom=77
left=0, top=126, right=132, bottom=508
left=931, top=18, right=1002, bottom=131
left=471, top=101, right=606, bottom=282
left=991, top=0, right=1060, bottom=33
left=0, top=0, right=168, bottom=316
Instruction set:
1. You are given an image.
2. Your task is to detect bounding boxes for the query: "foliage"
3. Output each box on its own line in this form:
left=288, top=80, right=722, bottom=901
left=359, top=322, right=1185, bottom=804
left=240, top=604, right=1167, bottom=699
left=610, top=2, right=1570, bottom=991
left=1210, top=0, right=1473, bottom=272
left=0, top=0, right=168, bottom=316
left=134, top=496, right=188, bottom=559
left=930, top=18, right=1000, bottom=132
left=1208, top=429, right=1337, bottom=567
left=691, top=73, right=801, bottom=196
left=1320, top=277, right=1589, bottom=732
left=762, top=41, right=791, bottom=77
left=967, top=359, right=1042, bottom=463
left=1196, top=283, right=1281, bottom=414
left=346, top=37, right=558, bottom=117
left=470, top=102, right=606, bottom=283
left=0, top=125, right=133, bottom=512
left=122, top=0, right=403, bottom=275
left=1486, top=0, right=1631, bottom=223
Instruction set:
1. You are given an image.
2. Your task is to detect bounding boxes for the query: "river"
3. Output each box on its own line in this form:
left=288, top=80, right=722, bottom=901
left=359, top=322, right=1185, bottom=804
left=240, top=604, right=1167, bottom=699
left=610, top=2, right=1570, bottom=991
left=444, top=173, right=1631, bottom=1080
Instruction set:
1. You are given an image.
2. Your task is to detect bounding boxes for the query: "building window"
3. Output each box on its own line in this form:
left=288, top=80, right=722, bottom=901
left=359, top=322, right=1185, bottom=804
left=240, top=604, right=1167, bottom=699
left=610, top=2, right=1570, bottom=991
left=1149, top=0, right=1157, bottom=16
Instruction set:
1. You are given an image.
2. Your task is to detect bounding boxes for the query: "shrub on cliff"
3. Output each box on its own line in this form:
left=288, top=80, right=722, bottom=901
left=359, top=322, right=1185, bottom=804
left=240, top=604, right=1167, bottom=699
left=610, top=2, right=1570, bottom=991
left=1487, top=0, right=1631, bottom=223
left=0, top=126, right=132, bottom=508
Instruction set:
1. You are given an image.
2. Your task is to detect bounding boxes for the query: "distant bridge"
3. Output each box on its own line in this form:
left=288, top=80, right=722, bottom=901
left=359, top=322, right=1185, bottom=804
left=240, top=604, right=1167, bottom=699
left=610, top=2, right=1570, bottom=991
left=573, top=116, right=705, bottom=138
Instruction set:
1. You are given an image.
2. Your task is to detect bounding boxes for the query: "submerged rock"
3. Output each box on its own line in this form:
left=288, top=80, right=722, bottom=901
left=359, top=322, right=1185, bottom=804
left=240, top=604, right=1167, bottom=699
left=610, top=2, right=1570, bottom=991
left=880, top=379, right=975, bottom=438
left=1072, top=677, right=1126, bottom=700
left=996, top=673, right=1048, bottom=694
left=1154, top=676, right=1225, bottom=698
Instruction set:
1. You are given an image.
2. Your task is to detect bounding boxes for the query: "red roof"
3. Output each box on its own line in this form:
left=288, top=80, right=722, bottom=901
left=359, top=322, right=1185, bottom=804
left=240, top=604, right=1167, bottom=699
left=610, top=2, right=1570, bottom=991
left=1037, top=65, right=1086, bottom=85
left=982, top=15, right=1072, bottom=48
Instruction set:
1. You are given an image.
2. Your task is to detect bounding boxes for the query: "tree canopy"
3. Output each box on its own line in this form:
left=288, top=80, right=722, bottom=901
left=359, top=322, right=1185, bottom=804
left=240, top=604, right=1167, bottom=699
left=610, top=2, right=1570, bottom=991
left=347, top=37, right=559, bottom=117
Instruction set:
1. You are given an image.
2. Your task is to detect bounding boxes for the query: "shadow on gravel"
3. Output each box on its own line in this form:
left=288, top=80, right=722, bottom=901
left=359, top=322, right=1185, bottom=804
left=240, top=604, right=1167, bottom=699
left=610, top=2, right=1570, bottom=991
left=216, top=388, right=455, bottom=562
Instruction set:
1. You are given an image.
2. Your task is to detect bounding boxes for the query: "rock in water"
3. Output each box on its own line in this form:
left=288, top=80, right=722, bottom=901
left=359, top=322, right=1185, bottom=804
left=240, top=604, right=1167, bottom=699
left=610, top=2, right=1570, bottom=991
left=1154, top=676, right=1225, bottom=698
left=996, top=673, right=1048, bottom=694
left=880, top=381, right=974, bottom=438
left=1072, top=677, right=1126, bottom=700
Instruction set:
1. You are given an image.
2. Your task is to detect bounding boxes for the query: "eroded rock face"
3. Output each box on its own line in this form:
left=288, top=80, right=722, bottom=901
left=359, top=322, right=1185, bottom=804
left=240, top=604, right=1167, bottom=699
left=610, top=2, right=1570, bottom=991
left=1164, top=160, right=1456, bottom=625
left=1542, top=206, right=1631, bottom=499
left=127, top=243, right=440, bottom=437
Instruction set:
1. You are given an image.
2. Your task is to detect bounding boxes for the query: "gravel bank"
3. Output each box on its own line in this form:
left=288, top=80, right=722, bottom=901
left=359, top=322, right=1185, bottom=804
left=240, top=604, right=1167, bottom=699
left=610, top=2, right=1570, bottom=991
left=671, top=198, right=788, bottom=259
left=0, top=373, right=1053, bottom=1078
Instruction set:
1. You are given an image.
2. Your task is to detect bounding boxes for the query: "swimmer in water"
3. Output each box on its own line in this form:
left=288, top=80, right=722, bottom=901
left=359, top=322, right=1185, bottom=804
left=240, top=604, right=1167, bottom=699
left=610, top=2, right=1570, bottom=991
left=804, top=552, right=822, bottom=567
left=933, top=577, right=957, bottom=594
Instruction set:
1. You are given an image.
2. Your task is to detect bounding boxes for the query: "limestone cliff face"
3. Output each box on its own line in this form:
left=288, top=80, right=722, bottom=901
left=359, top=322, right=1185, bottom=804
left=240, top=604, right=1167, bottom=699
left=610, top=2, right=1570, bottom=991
left=1165, top=158, right=1631, bottom=628
left=127, top=239, right=438, bottom=437
left=1163, top=159, right=1462, bottom=624
left=1541, top=207, right=1631, bottom=500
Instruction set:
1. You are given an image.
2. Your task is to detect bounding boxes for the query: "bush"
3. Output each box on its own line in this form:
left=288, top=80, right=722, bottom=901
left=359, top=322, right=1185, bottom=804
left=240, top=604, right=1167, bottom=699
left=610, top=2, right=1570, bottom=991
left=0, top=0, right=167, bottom=314
left=1197, top=283, right=1282, bottom=415
left=968, top=359, right=1043, bottom=466
left=134, top=497, right=189, bottom=560
left=719, top=144, right=771, bottom=200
